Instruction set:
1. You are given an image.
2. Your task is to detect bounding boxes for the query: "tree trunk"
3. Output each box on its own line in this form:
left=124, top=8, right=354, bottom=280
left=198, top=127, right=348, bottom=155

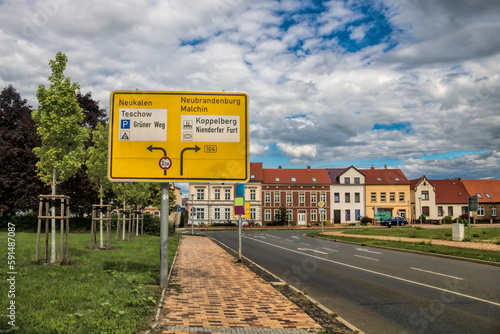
left=50, top=168, right=57, bottom=263
left=99, top=184, right=104, bottom=248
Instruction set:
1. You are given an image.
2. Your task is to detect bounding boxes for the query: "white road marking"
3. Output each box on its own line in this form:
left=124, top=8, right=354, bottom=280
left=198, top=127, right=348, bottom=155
left=285, top=239, right=294, bottom=242
left=356, top=248, right=382, bottom=254
left=297, top=248, right=328, bottom=254
left=322, top=247, right=338, bottom=252
left=292, top=236, right=300, bottom=239
left=243, top=235, right=500, bottom=307
left=354, top=254, right=380, bottom=261
left=300, top=242, right=312, bottom=246
left=411, top=267, right=464, bottom=280
left=266, top=234, right=281, bottom=239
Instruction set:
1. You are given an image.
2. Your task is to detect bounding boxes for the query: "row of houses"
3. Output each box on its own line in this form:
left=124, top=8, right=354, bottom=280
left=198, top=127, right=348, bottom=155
left=186, top=163, right=500, bottom=226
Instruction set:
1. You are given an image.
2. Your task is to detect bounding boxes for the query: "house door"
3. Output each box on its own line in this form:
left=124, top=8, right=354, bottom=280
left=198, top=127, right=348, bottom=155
left=298, top=210, right=307, bottom=225
left=333, top=210, right=341, bottom=224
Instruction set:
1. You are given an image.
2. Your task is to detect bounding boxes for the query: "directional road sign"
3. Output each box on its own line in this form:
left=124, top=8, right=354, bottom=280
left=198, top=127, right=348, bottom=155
left=108, top=91, right=249, bottom=182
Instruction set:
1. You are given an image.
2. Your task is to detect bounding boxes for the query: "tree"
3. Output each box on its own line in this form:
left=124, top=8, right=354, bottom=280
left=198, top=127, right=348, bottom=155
left=86, top=122, right=111, bottom=248
left=32, top=52, right=89, bottom=263
left=0, top=85, right=46, bottom=215
left=60, top=91, right=108, bottom=216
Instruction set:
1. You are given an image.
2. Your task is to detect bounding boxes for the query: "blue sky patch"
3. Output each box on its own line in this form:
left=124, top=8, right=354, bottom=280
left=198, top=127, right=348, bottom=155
left=372, top=122, right=412, bottom=133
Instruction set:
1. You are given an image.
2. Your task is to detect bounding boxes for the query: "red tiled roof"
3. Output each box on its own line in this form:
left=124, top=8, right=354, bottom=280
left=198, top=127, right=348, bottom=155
left=262, top=167, right=330, bottom=184
left=250, top=162, right=264, bottom=181
left=359, top=168, right=409, bottom=185
left=431, top=179, right=469, bottom=204
left=326, top=168, right=349, bottom=184
left=461, top=180, right=500, bottom=203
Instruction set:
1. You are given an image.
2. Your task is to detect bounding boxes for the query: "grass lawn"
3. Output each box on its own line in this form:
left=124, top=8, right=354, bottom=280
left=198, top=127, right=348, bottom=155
left=335, top=226, right=500, bottom=242
left=0, top=231, right=179, bottom=334
left=308, top=227, right=500, bottom=263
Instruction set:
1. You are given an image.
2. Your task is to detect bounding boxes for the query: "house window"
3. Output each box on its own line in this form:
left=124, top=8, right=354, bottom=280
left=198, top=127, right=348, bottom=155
left=390, top=192, right=395, bottom=202
left=422, top=206, right=430, bottom=216
left=214, top=189, right=220, bottom=200
left=399, top=192, right=405, bottom=201
left=448, top=206, right=453, bottom=216
left=461, top=206, right=468, bottom=215
left=355, top=209, right=361, bottom=220
left=476, top=193, right=482, bottom=199
left=225, top=189, right=231, bottom=200
left=196, top=189, right=205, bottom=200
left=250, top=189, right=256, bottom=200
left=320, top=193, right=326, bottom=202
left=492, top=207, right=497, bottom=216
left=422, top=191, right=429, bottom=200
left=264, top=192, right=271, bottom=203
left=380, top=192, right=386, bottom=202
left=311, top=210, right=317, bottom=222
left=334, top=193, right=340, bottom=203
left=225, top=208, right=231, bottom=219
left=310, top=193, right=317, bottom=203
left=196, top=208, right=204, bottom=219
left=345, top=193, right=351, bottom=203
left=275, top=178, right=280, bottom=182
left=437, top=206, right=443, bottom=216
left=344, top=177, right=350, bottom=184
left=299, top=193, right=305, bottom=203
left=478, top=206, right=485, bottom=216
left=312, top=178, right=317, bottom=182
left=371, top=192, right=376, bottom=202
left=286, top=193, right=292, bottom=203
left=214, top=208, right=220, bottom=220
left=345, top=210, right=351, bottom=221
left=354, top=177, right=360, bottom=184
left=485, top=193, right=492, bottom=199
left=264, top=210, right=271, bottom=221
left=355, top=192, right=360, bottom=203
left=291, top=177, right=297, bottom=182
left=274, top=192, right=280, bottom=203
left=274, top=209, right=280, bottom=221
left=250, top=208, right=256, bottom=220
left=377, top=178, right=382, bottom=182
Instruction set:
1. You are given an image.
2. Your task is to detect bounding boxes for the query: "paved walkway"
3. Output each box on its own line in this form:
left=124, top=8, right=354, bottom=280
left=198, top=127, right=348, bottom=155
left=160, top=236, right=322, bottom=334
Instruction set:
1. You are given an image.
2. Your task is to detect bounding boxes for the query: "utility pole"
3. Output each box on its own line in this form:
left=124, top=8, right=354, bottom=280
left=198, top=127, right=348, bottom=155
left=159, top=183, right=169, bottom=288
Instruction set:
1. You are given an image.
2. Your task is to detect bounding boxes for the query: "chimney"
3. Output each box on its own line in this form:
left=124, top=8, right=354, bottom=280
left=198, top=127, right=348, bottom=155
left=278, top=166, right=282, bottom=169
left=307, top=166, right=311, bottom=170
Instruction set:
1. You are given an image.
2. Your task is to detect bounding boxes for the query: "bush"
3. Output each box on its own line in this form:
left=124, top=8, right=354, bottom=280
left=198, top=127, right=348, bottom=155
left=360, top=216, right=373, bottom=225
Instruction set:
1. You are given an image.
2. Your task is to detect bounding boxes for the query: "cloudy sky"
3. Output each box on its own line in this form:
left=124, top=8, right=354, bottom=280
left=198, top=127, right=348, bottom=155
left=1, top=0, right=499, bottom=188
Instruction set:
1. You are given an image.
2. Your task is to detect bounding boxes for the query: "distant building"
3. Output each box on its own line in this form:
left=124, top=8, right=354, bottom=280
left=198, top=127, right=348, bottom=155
left=360, top=167, right=410, bottom=221
left=327, top=166, right=366, bottom=224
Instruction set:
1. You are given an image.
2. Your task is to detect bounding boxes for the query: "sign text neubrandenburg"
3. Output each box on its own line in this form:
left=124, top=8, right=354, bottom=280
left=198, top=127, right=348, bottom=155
left=108, top=91, right=249, bottom=182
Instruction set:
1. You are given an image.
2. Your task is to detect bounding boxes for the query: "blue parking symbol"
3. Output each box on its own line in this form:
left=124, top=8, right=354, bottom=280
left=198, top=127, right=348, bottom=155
left=121, top=119, right=130, bottom=129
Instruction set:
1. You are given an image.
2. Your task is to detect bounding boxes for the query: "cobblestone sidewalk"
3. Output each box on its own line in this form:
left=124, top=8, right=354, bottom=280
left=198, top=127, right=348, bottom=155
left=159, top=236, right=323, bottom=334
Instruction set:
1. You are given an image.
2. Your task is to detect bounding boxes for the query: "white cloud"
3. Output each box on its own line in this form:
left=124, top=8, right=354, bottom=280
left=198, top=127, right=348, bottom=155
left=0, top=0, right=499, bottom=180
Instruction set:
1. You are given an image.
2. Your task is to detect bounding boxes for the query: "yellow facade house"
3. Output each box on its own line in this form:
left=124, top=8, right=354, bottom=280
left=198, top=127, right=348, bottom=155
left=360, top=167, right=411, bottom=222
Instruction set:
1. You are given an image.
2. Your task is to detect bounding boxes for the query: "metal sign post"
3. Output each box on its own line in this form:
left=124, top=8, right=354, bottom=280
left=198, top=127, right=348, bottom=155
left=159, top=183, right=169, bottom=288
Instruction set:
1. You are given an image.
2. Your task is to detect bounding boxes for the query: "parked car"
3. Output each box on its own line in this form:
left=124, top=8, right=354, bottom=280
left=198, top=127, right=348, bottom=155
left=381, top=216, right=408, bottom=227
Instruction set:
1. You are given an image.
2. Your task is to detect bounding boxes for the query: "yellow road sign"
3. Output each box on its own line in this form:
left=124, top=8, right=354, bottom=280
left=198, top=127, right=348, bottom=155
left=108, top=91, right=249, bottom=182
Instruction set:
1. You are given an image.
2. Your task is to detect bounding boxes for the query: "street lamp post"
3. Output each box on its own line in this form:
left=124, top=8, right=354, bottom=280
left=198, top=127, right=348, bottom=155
left=191, top=194, right=195, bottom=235
left=418, top=197, right=422, bottom=224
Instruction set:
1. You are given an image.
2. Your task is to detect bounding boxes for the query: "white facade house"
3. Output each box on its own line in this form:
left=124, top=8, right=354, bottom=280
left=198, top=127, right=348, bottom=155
left=187, top=163, right=263, bottom=226
left=327, top=167, right=366, bottom=224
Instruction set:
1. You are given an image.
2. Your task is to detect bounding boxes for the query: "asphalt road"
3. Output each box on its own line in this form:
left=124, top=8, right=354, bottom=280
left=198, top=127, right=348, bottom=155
left=201, top=229, right=500, bottom=334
